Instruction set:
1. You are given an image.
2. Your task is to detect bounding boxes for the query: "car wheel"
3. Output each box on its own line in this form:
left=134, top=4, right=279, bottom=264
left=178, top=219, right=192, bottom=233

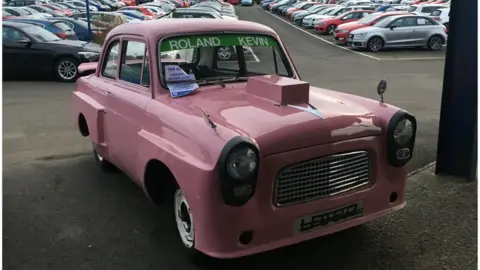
left=367, top=36, right=384, bottom=52
left=93, top=146, right=117, bottom=172
left=326, top=24, right=336, bottom=35
left=54, top=57, right=79, bottom=82
left=427, top=35, right=444, bottom=51
left=217, top=46, right=233, bottom=61
left=174, top=188, right=205, bottom=262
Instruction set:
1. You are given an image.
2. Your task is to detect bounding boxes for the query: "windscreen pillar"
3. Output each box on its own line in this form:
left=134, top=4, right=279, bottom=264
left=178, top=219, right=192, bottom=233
left=435, top=0, right=477, bottom=181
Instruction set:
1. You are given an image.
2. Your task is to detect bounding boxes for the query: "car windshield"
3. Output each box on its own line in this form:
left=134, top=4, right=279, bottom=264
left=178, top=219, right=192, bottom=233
left=357, top=12, right=380, bottom=23
left=292, top=2, right=304, bottom=8
left=158, top=34, right=294, bottom=86
left=320, top=7, right=336, bottom=15
left=22, top=7, right=39, bottom=13
left=24, top=25, right=61, bottom=42
left=306, top=5, right=321, bottom=11
left=373, top=15, right=398, bottom=27
left=406, top=6, right=417, bottom=12
left=12, top=8, right=29, bottom=15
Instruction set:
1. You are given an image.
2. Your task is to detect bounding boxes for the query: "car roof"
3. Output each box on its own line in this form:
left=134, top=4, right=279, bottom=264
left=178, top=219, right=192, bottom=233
left=108, top=19, right=276, bottom=40
left=8, top=18, right=52, bottom=23
left=3, top=20, right=36, bottom=28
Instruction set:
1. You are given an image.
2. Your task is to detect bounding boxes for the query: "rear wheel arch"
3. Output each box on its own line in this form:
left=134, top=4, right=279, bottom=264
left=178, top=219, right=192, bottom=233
left=78, top=113, right=89, bottom=137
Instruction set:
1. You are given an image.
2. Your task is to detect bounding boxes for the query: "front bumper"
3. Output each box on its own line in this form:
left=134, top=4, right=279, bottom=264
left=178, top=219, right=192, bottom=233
left=347, top=34, right=369, bottom=48
left=192, top=136, right=408, bottom=258
left=302, top=20, right=315, bottom=28
left=334, top=31, right=349, bottom=43
left=315, top=24, right=328, bottom=33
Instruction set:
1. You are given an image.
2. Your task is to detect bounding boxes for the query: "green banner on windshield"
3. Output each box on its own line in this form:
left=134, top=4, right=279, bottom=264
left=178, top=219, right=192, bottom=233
left=160, top=35, right=277, bottom=51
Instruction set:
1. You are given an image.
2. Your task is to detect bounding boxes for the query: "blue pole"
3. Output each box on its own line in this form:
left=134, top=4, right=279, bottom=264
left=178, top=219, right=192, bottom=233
left=86, top=0, right=92, bottom=42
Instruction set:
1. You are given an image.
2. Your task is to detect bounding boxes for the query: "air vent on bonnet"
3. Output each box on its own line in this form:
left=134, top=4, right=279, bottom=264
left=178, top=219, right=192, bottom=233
left=245, top=75, right=310, bottom=105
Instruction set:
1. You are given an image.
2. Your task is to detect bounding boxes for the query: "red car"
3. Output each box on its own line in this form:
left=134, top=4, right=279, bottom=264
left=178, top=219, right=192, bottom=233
left=315, top=10, right=374, bottom=35
left=41, top=4, right=72, bottom=16
left=286, top=2, right=320, bottom=18
left=334, top=11, right=409, bottom=44
left=120, top=0, right=136, bottom=6
left=119, top=6, right=156, bottom=18
left=227, top=0, right=239, bottom=5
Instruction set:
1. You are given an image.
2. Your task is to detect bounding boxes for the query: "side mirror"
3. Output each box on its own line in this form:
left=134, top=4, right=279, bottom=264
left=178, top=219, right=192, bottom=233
left=17, top=37, right=31, bottom=43
left=78, top=62, right=98, bottom=76
left=389, top=25, right=397, bottom=30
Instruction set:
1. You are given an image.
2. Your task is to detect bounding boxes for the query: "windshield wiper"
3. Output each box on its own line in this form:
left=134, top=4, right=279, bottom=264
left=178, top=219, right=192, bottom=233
left=197, top=76, right=248, bottom=87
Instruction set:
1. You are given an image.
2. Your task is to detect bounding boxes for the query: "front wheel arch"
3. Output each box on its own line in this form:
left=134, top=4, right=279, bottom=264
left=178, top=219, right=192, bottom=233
left=366, top=36, right=385, bottom=52
left=143, top=159, right=178, bottom=205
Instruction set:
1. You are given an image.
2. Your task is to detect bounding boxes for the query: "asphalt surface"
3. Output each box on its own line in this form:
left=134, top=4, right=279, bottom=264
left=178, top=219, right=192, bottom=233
left=3, top=6, right=476, bottom=270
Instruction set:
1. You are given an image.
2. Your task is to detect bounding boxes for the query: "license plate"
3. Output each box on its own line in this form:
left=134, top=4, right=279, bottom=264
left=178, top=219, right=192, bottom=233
left=294, top=202, right=364, bottom=234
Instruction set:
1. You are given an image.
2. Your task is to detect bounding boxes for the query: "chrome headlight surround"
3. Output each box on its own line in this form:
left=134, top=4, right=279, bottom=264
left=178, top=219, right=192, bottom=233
left=387, top=111, right=417, bottom=167
left=218, top=136, right=260, bottom=206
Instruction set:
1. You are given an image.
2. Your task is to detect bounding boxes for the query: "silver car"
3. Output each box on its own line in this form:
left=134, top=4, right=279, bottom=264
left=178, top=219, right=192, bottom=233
left=347, top=14, right=447, bottom=52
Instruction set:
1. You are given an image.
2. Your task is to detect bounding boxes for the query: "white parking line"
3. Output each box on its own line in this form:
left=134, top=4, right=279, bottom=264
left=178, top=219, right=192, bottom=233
left=247, top=46, right=261, bottom=62
left=263, top=10, right=446, bottom=61
left=263, top=11, right=381, bottom=60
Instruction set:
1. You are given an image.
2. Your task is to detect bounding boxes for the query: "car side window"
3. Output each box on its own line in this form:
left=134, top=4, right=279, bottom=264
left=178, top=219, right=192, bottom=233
left=101, top=41, right=120, bottom=79
left=342, top=12, right=355, bottom=20
left=390, top=17, right=416, bottom=27
left=2, top=26, right=28, bottom=42
left=63, top=21, right=75, bottom=30
left=417, top=18, right=433, bottom=25
left=119, top=40, right=150, bottom=87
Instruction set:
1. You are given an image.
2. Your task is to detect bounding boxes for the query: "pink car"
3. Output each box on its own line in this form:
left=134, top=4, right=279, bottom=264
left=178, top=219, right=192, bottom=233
left=72, top=19, right=417, bottom=261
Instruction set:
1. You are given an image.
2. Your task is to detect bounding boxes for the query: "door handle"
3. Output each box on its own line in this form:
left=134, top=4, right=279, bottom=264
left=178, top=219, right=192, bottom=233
left=104, top=90, right=111, bottom=95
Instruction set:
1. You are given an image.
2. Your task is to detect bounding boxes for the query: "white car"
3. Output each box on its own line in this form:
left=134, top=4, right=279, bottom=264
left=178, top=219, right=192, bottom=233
left=407, top=4, right=448, bottom=16
left=430, top=7, right=449, bottom=28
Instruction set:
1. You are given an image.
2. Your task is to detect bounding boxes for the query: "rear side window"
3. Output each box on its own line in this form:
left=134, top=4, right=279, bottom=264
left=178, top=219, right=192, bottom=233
left=421, top=6, right=437, bottom=13
left=119, top=41, right=150, bottom=87
left=417, top=17, right=433, bottom=25
left=102, top=41, right=120, bottom=79
left=430, top=10, right=441, bottom=16
left=53, top=22, right=72, bottom=31
left=62, top=21, right=75, bottom=30
left=5, top=8, right=20, bottom=16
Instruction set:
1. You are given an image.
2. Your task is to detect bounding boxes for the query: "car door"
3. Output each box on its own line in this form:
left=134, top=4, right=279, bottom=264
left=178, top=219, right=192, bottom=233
left=383, top=17, right=416, bottom=46
left=102, top=37, right=152, bottom=174
left=2, top=26, right=31, bottom=77
left=413, top=17, right=434, bottom=44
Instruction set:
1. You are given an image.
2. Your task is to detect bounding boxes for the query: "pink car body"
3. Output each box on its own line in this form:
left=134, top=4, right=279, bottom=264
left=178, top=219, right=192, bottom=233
left=72, top=19, right=417, bottom=259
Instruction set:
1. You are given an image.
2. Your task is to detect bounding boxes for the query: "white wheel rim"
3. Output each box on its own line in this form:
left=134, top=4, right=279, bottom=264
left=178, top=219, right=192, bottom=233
left=217, top=47, right=232, bottom=60
left=58, top=60, right=77, bottom=80
left=174, top=189, right=194, bottom=248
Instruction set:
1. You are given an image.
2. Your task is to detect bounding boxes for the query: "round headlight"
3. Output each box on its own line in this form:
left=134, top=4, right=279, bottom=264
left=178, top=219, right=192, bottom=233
left=226, top=147, right=257, bottom=180
left=393, top=118, right=414, bottom=145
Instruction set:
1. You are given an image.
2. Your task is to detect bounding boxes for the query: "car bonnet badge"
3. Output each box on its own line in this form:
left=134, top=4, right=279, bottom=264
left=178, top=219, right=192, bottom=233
left=287, top=103, right=324, bottom=119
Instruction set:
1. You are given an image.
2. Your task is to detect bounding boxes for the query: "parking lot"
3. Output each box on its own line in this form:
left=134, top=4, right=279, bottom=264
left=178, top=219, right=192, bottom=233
left=260, top=8, right=447, bottom=61
left=3, top=5, right=476, bottom=270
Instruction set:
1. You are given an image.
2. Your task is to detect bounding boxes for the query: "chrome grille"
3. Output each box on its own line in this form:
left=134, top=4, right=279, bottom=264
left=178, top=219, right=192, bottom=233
left=274, top=151, right=371, bottom=206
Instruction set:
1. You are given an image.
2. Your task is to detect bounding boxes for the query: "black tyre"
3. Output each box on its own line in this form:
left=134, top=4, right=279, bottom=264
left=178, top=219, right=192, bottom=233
left=93, top=146, right=117, bottom=172
left=54, top=57, right=79, bottom=82
left=326, top=24, right=336, bottom=35
left=427, top=35, right=444, bottom=51
left=367, top=36, right=384, bottom=52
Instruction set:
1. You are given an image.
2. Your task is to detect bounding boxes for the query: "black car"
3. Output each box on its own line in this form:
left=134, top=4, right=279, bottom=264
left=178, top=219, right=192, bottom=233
left=3, top=21, right=101, bottom=82
left=271, top=0, right=297, bottom=14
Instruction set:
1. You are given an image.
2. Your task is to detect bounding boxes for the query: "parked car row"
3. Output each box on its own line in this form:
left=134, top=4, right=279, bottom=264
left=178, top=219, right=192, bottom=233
left=261, top=0, right=448, bottom=52
left=3, top=0, right=239, bottom=82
